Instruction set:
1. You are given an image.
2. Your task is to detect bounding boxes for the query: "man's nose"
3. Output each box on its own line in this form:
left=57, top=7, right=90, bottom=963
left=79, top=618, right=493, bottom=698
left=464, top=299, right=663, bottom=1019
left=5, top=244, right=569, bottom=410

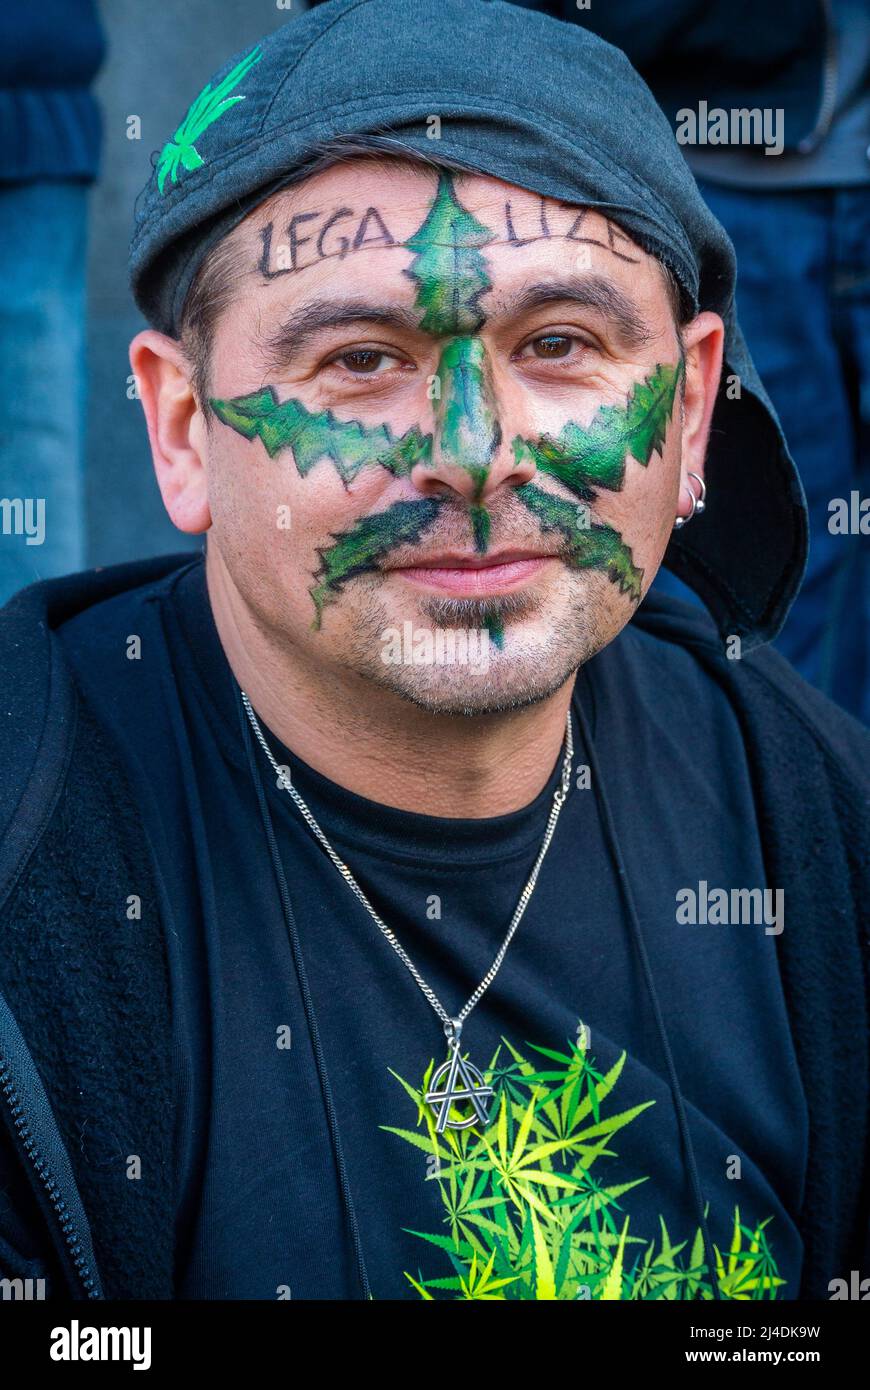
left=409, top=337, right=536, bottom=504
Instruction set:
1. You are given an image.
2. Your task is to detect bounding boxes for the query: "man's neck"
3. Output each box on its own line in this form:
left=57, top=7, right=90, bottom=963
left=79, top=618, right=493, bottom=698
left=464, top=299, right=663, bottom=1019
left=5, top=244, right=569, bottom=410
left=205, top=552, right=575, bottom=819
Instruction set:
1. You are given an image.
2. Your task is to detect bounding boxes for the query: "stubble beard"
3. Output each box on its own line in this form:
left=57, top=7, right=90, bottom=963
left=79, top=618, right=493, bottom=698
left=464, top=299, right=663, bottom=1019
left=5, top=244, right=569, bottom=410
left=334, top=572, right=613, bottom=717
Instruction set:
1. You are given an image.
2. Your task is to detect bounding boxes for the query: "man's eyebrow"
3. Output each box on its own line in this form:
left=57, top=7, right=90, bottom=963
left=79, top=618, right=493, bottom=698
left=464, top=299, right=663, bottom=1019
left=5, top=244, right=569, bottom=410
left=492, top=275, right=654, bottom=348
left=257, top=273, right=653, bottom=371
left=258, top=299, right=422, bottom=370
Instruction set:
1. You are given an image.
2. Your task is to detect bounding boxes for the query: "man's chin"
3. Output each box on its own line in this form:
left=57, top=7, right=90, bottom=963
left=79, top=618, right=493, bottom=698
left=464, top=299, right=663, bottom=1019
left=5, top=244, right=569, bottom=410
left=324, top=568, right=623, bottom=715
left=354, top=652, right=577, bottom=716
left=335, top=604, right=596, bottom=718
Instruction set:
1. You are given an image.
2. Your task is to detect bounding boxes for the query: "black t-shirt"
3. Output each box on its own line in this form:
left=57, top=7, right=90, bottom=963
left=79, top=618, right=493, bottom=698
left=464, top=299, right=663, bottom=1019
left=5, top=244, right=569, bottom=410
left=58, top=555, right=807, bottom=1301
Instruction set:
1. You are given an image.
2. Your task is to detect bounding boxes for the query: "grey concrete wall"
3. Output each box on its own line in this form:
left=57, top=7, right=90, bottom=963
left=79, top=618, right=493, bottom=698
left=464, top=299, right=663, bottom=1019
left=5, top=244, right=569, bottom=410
left=86, top=0, right=301, bottom=566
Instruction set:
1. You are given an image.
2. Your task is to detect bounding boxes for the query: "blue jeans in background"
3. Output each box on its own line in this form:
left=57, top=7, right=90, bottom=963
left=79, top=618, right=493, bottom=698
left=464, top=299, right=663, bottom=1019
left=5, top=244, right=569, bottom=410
left=0, top=181, right=89, bottom=605
left=656, top=183, right=870, bottom=724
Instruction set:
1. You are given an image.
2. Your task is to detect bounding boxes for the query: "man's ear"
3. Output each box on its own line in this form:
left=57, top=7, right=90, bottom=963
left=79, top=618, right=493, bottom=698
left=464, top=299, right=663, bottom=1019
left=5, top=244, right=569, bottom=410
left=676, top=310, right=724, bottom=520
left=129, top=330, right=211, bottom=533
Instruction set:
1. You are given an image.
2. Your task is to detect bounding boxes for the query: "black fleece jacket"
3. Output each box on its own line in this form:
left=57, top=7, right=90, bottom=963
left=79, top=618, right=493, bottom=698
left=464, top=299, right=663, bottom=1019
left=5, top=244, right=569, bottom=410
left=0, top=553, right=867, bottom=1300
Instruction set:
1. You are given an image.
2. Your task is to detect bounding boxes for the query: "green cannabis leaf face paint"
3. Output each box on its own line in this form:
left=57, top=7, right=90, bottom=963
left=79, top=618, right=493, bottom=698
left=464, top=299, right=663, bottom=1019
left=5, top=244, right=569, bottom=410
left=402, top=173, right=496, bottom=336
left=205, top=159, right=685, bottom=669
left=512, top=361, right=683, bottom=494
left=210, top=388, right=440, bottom=623
left=311, top=498, right=443, bottom=628
left=511, top=362, right=683, bottom=603
left=210, top=171, right=507, bottom=620
left=482, top=609, right=505, bottom=650
left=210, top=388, right=443, bottom=623
left=402, top=173, right=503, bottom=551
left=434, top=338, right=501, bottom=494
left=517, top=485, right=644, bottom=602
left=210, top=387, right=431, bottom=483
left=434, top=337, right=501, bottom=552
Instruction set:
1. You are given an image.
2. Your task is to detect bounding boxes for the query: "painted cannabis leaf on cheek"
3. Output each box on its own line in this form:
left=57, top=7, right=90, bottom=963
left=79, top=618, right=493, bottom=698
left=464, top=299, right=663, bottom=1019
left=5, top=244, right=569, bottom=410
left=512, top=361, right=683, bottom=602
left=209, top=174, right=682, bottom=629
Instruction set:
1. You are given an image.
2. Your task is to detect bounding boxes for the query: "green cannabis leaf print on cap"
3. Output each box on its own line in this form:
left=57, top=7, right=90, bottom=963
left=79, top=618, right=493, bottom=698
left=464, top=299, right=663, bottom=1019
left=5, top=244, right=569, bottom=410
left=381, top=1030, right=784, bottom=1300
left=157, top=46, right=263, bottom=195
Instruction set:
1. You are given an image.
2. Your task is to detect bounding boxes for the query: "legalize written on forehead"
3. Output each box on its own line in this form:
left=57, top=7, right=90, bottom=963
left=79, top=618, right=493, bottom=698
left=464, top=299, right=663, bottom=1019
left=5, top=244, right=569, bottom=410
left=255, top=192, right=644, bottom=279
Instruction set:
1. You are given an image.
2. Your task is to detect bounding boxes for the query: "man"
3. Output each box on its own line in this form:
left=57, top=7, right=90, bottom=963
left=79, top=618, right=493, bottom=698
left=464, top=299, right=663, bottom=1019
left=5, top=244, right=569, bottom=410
left=0, top=0, right=867, bottom=1303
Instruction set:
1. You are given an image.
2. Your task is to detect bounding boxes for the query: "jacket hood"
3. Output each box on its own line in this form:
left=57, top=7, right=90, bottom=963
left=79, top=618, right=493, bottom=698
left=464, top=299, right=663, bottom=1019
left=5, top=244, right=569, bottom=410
left=128, top=0, right=808, bottom=651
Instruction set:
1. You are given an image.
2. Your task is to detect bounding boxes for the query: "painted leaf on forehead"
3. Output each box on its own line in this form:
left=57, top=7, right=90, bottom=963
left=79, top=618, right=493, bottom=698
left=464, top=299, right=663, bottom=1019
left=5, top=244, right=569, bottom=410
left=156, top=46, right=263, bottom=195
left=403, top=173, right=496, bottom=335
left=210, top=387, right=431, bottom=482
left=513, top=361, right=683, bottom=495
left=516, top=484, right=643, bottom=602
left=310, top=498, right=443, bottom=627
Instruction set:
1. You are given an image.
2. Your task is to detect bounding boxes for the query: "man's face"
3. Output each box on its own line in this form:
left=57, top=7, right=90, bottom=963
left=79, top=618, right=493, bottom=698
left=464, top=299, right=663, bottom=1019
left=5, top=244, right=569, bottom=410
left=201, top=161, right=687, bottom=714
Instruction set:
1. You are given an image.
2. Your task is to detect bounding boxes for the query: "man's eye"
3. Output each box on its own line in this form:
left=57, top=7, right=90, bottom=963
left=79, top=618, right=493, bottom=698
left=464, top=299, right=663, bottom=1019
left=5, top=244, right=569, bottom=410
left=521, top=334, right=584, bottom=360
left=331, top=349, right=402, bottom=375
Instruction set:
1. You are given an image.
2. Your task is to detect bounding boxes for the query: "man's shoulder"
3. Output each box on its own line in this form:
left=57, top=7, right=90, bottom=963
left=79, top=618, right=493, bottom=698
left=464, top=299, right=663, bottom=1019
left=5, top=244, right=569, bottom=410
left=0, top=556, right=180, bottom=1298
left=51, top=551, right=203, bottom=665
left=0, top=550, right=200, bottom=640
left=0, top=551, right=200, bottom=685
left=630, top=590, right=870, bottom=777
left=0, top=552, right=199, bottom=859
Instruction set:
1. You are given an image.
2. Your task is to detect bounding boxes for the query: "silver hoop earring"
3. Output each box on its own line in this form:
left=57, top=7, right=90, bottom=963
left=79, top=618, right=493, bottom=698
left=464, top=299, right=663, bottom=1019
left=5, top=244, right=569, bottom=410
left=688, top=471, right=707, bottom=514
left=674, top=473, right=707, bottom=529
left=673, top=484, right=697, bottom=530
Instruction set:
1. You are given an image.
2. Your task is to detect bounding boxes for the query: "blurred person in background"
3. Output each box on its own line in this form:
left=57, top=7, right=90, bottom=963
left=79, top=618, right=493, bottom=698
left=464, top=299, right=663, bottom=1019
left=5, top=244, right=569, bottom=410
left=0, top=1, right=105, bottom=605
left=507, top=0, right=870, bottom=722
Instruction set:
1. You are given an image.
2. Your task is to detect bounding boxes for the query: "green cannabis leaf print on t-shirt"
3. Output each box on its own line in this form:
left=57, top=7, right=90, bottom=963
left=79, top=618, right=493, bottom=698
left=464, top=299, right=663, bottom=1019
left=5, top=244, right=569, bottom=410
left=381, top=1029, right=784, bottom=1300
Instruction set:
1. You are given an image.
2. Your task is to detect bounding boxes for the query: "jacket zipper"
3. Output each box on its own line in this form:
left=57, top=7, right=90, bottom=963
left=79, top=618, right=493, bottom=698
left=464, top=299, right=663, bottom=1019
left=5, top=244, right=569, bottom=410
left=798, top=0, right=839, bottom=153
left=0, top=1055, right=100, bottom=1299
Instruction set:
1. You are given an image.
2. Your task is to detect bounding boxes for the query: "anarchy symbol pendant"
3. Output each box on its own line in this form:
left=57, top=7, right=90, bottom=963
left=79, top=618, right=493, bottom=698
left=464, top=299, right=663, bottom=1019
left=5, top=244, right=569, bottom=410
left=424, top=1018, right=495, bottom=1134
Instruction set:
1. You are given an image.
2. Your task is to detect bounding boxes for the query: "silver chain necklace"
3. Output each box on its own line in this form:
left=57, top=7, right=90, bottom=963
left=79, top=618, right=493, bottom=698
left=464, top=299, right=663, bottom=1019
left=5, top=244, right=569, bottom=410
left=241, top=690, right=574, bottom=1134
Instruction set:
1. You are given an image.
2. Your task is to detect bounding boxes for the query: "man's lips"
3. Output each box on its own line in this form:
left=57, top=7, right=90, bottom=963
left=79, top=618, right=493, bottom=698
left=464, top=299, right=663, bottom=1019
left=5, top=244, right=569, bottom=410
left=384, top=549, right=557, bottom=596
